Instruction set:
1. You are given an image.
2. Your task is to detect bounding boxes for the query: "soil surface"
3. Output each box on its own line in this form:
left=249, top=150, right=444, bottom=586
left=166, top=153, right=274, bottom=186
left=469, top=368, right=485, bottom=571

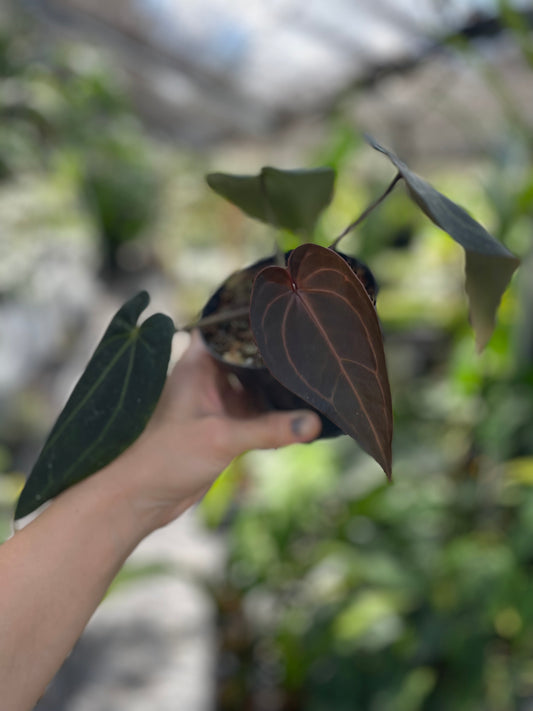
left=200, top=259, right=269, bottom=368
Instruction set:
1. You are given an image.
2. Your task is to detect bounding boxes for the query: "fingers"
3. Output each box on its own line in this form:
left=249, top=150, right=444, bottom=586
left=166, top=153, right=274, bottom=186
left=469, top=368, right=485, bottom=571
left=164, top=331, right=323, bottom=452
left=173, top=330, right=212, bottom=373
left=182, top=329, right=208, bottom=359
left=169, top=331, right=262, bottom=418
left=164, top=331, right=219, bottom=400
left=229, top=409, right=322, bottom=454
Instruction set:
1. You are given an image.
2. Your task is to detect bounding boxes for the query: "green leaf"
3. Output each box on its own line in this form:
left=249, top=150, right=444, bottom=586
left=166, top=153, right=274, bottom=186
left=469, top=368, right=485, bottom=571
left=15, top=292, right=175, bottom=520
left=365, top=135, right=520, bottom=350
left=206, top=166, right=335, bottom=234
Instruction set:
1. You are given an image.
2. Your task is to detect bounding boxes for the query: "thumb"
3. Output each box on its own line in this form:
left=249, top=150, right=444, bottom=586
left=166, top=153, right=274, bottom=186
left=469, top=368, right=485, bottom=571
left=230, top=409, right=322, bottom=453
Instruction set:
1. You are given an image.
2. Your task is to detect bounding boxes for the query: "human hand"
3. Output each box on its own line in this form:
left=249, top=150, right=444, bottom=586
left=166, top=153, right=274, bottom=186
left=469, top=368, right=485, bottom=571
left=0, top=331, right=321, bottom=711
left=113, top=330, right=322, bottom=531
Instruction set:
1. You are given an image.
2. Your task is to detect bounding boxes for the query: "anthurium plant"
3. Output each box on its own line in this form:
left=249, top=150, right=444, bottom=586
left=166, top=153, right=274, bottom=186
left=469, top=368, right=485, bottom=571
left=14, top=137, right=520, bottom=521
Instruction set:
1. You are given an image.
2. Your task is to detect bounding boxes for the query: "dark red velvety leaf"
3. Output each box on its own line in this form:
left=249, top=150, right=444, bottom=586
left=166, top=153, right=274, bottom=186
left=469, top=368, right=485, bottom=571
left=250, top=243, right=393, bottom=478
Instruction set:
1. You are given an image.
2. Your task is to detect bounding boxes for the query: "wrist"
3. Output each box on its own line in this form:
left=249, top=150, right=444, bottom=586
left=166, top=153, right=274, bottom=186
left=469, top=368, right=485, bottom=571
left=93, top=434, right=188, bottom=539
left=45, top=448, right=166, bottom=564
left=89, top=453, right=167, bottom=546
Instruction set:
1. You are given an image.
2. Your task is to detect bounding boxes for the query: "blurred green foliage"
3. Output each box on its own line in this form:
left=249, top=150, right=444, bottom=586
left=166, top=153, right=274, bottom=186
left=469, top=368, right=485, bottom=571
left=205, top=448, right=533, bottom=710
left=0, top=17, right=159, bottom=278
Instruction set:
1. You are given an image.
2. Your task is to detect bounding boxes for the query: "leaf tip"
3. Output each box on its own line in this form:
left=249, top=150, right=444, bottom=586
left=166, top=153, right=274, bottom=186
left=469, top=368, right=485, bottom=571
left=135, top=289, right=150, bottom=311
left=475, top=335, right=489, bottom=354
left=381, top=451, right=393, bottom=482
left=14, top=490, right=36, bottom=521
left=363, top=133, right=385, bottom=153
left=205, top=172, right=217, bottom=186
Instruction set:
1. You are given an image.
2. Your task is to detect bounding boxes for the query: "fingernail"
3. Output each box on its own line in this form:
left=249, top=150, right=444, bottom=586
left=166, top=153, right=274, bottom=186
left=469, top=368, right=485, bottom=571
left=291, top=413, right=318, bottom=440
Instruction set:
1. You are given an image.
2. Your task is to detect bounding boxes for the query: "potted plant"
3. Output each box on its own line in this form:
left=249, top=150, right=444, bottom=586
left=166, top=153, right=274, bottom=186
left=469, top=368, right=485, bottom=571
left=14, top=136, right=520, bottom=521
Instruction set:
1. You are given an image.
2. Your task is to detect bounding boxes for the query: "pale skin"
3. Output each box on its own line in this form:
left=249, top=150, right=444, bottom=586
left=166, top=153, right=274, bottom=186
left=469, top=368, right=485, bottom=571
left=0, top=331, right=321, bottom=711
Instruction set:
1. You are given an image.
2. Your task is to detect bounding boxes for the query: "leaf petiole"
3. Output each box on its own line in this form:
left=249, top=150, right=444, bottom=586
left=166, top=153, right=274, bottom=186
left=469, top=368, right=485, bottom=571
left=330, top=172, right=402, bottom=250
left=182, top=306, right=251, bottom=332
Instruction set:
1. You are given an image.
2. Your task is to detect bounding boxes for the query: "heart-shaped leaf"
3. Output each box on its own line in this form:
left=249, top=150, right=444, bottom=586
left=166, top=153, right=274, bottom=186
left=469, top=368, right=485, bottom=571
left=206, top=166, right=335, bottom=234
left=366, top=135, right=520, bottom=350
left=15, top=291, right=175, bottom=520
left=250, top=243, right=393, bottom=477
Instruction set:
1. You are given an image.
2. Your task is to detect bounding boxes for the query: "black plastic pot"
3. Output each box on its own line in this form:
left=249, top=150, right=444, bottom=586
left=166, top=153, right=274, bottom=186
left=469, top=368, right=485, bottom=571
left=200, top=250, right=377, bottom=439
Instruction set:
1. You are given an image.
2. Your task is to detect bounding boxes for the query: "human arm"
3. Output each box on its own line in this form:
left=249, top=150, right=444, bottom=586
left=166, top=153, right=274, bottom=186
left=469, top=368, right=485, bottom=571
left=0, top=331, right=321, bottom=711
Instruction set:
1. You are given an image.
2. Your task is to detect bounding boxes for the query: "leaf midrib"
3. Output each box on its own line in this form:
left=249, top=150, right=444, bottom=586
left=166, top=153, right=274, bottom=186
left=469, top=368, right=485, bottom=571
left=43, top=331, right=136, bottom=453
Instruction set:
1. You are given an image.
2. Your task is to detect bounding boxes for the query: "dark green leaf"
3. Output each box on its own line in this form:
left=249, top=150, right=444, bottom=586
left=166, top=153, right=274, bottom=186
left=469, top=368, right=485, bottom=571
left=206, top=166, right=335, bottom=234
left=366, top=135, right=520, bottom=350
left=15, top=292, right=175, bottom=520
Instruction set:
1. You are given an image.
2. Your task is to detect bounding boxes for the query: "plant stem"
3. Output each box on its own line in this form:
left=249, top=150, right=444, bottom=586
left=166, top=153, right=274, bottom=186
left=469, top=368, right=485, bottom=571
left=330, top=172, right=403, bottom=250
left=182, top=306, right=251, bottom=332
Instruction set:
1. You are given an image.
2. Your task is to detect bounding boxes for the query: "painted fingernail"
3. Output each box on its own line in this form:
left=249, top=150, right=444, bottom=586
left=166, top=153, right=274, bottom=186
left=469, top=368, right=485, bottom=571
left=291, top=414, right=317, bottom=439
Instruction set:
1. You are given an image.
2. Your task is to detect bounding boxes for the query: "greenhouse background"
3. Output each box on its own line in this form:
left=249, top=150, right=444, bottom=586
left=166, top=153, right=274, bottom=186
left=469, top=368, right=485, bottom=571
left=1, top=1, right=533, bottom=709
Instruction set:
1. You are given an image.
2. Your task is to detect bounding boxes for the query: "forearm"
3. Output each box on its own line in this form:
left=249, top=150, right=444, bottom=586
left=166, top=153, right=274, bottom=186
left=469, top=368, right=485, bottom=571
left=0, top=455, right=157, bottom=711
